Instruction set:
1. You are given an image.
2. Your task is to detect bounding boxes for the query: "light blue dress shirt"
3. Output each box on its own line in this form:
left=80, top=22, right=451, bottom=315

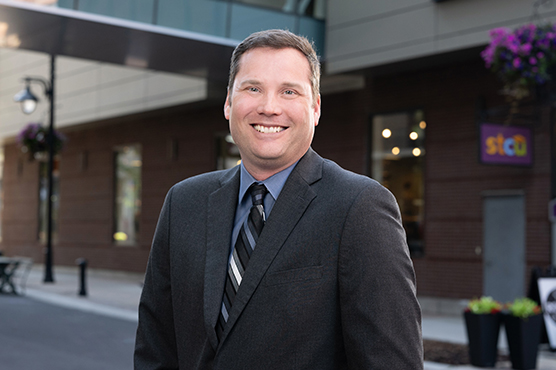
left=229, top=162, right=298, bottom=254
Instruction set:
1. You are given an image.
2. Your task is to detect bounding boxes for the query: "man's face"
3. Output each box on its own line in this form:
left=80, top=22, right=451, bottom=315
left=224, top=47, right=321, bottom=180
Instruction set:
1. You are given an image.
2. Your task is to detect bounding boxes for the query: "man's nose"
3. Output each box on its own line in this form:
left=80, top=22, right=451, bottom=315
left=257, top=94, right=282, bottom=116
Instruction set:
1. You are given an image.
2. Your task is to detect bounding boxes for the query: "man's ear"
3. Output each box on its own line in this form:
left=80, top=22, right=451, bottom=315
left=313, top=94, right=321, bottom=127
left=224, top=91, right=231, bottom=120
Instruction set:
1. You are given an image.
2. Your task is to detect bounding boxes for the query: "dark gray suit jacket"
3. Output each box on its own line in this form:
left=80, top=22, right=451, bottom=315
left=134, top=149, right=423, bottom=369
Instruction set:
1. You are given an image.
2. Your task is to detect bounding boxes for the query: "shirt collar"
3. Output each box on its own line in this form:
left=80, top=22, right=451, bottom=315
left=239, top=161, right=298, bottom=203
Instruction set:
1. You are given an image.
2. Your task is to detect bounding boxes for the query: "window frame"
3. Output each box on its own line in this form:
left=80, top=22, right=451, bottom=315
left=368, top=109, right=426, bottom=258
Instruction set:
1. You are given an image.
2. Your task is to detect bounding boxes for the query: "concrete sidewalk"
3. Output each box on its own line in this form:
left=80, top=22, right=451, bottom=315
left=14, top=264, right=556, bottom=369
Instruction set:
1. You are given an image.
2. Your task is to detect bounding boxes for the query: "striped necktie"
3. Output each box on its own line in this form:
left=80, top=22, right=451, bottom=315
left=216, top=183, right=268, bottom=341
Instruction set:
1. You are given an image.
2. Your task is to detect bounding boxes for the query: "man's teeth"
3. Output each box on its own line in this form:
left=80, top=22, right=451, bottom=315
left=253, top=125, right=285, bottom=133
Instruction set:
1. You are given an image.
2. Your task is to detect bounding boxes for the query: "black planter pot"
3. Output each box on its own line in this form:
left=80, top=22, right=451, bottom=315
left=504, top=314, right=542, bottom=370
left=464, top=311, right=501, bottom=367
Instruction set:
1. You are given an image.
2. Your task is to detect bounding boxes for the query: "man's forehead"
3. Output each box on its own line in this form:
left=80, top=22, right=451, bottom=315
left=235, top=47, right=311, bottom=78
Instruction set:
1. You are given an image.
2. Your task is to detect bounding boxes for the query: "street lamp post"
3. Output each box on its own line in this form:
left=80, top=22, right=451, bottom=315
left=13, top=55, right=56, bottom=283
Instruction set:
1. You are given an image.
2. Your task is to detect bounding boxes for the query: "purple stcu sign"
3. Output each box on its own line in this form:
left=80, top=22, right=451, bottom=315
left=480, top=123, right=533, bottom=166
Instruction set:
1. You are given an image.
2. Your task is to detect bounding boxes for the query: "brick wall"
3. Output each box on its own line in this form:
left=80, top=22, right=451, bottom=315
left=1, top=58, right=552, bottom=299
left=314, top=59, right=552, bottom=299
left=1, top=104, right=229, bottom=272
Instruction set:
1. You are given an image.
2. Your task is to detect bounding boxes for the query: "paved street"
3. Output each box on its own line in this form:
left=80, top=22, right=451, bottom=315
left=3, top=265, right=556, bottom=370
left=0, top=294, right=137, bottom=370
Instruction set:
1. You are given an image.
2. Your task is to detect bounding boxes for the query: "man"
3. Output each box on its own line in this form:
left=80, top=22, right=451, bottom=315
left=134, top=29, right=423, bottom=369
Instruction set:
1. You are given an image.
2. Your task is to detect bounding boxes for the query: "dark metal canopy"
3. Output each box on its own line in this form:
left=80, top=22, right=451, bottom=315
left=0, top=0, right=237, bottom=81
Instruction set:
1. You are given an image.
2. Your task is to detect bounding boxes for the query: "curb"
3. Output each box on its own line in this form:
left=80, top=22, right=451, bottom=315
left=25, top=288, right=138, bottom=322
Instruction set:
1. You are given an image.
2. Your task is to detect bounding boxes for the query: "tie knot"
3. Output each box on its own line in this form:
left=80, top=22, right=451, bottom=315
left=249, top=183, right=268, bottom=206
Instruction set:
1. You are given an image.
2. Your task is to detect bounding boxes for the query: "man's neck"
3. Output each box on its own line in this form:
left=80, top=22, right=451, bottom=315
left=242, top=162, right=292, bottom=181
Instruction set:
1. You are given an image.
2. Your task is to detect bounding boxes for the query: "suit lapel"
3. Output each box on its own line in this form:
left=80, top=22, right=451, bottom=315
left=204, top=167, right=240, bottom=350
left=220, top=149, right=323, bottom=342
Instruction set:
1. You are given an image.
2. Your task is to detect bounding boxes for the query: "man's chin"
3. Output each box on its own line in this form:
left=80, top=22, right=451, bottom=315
left=242, top=154, right=291, bottom=175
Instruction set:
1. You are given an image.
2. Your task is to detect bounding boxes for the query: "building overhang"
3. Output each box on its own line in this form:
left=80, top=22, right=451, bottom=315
left=0, top=0, right=238, bottom=81
left=350, top=45, right=485, bottom=79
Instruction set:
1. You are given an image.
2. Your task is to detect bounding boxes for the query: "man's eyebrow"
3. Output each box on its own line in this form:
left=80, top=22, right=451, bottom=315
left=236, top=80, right=306, bottom=91
left=281, top=82, right=304, bottom=90
left=237, top=79, right=261, bottom=87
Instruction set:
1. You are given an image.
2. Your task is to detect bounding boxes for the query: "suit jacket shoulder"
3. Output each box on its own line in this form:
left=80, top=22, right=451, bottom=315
left=171, top=167, right=239, bottom=197
left=308, top=152, right=397, bottom=210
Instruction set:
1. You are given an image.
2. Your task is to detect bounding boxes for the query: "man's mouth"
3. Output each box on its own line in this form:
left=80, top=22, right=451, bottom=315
left=252, top=124, right=286, bottom=133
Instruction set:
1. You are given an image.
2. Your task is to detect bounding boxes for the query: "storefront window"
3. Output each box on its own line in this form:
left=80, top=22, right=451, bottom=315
left=371, top=110, right=426, bottom=257
left=216, top=133, right=241, bottom=170
left=113, top=144, right=142, bottom=245
left=38, top=159, right=60, bottom=243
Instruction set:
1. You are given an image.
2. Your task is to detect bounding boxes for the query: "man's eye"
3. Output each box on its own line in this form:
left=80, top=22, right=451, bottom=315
left=248, top=87, right=259, bottom=92
left=284, top=90, right=295, bottom=95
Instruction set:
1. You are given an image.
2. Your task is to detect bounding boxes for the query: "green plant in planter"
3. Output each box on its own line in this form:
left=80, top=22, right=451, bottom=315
left=504, top=297, right=543, bottom=370
left=506, top=297, right=542, bottom=318
left=464, top=296, right=503, bottom=367
left=466, top=296, right=503, bottom=314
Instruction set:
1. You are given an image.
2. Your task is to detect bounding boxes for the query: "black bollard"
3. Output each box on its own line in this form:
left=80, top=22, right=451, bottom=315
left=76, top=258, right=88, bottom=297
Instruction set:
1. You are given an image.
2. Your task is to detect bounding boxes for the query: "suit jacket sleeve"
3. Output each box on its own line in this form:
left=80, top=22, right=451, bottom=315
left=339, top=182, right=423, bottom=369
left=134, top=187, right=179, bottom=370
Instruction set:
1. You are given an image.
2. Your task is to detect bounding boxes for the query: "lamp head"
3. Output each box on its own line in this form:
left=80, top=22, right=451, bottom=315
left=14, top=81, right=38, bottom=114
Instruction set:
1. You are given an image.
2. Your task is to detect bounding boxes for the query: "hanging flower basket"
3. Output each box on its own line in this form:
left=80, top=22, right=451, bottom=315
left=481, top=23, right=556, bottom=101
left=17, top=123, right=66, bottom=161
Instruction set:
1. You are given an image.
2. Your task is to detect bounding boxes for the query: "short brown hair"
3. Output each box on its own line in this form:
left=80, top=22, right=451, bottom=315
left=228, top=29, right=320, bottom=103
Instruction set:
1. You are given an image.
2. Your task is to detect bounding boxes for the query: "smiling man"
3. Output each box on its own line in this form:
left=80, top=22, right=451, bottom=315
left=134, top=29, right=423, bottom=370
left=224, top=46, right=320, bottom=181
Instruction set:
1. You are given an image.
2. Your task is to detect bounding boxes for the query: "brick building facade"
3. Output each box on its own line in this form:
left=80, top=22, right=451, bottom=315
left=2, top=57, right=553, bottom=299
left=2, top=104, right=229, bottom=272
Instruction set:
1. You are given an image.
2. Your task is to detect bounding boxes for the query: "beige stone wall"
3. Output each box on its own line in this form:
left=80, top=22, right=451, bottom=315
left=326, top=0, right=556, bottom=74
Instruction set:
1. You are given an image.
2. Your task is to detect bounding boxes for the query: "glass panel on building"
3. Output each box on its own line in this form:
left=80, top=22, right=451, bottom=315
left=230, top=3, right=296, bottom=40
left=234, top=0, right=325, bottom=18
left=236, top=0, right=289, bottom=11
left=298, top=16, right=326, bottom=54
left=56, top=0, right=326, bottom=43
left=38, top=159, right=60, bottom=243
left=66, top=0, right=156, bottom=23
left=216, top=133, right=241, bottom=170
left=155, top=0, right=228, bottom=37
left=372, top=110, right=425, bottom=257
left=113, top=144, right=142, bottom=245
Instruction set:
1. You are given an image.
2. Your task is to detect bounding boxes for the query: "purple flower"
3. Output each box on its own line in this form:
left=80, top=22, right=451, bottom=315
left=17, top=122, right=66, bottom=155
left=536, top=38, right=550, bottom=49
left=17, top=123, right=41, bottom=143
left=481, top=48, right=494, bottom=66
left=489, top=27, right=511, bottom=39
left=482, top=22, right=556, bottom=89
left=520, top=43, right=532, bottom=54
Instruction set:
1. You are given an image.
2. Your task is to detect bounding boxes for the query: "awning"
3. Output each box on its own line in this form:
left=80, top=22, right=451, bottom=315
left=0, top=0, right=237, bottom=81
